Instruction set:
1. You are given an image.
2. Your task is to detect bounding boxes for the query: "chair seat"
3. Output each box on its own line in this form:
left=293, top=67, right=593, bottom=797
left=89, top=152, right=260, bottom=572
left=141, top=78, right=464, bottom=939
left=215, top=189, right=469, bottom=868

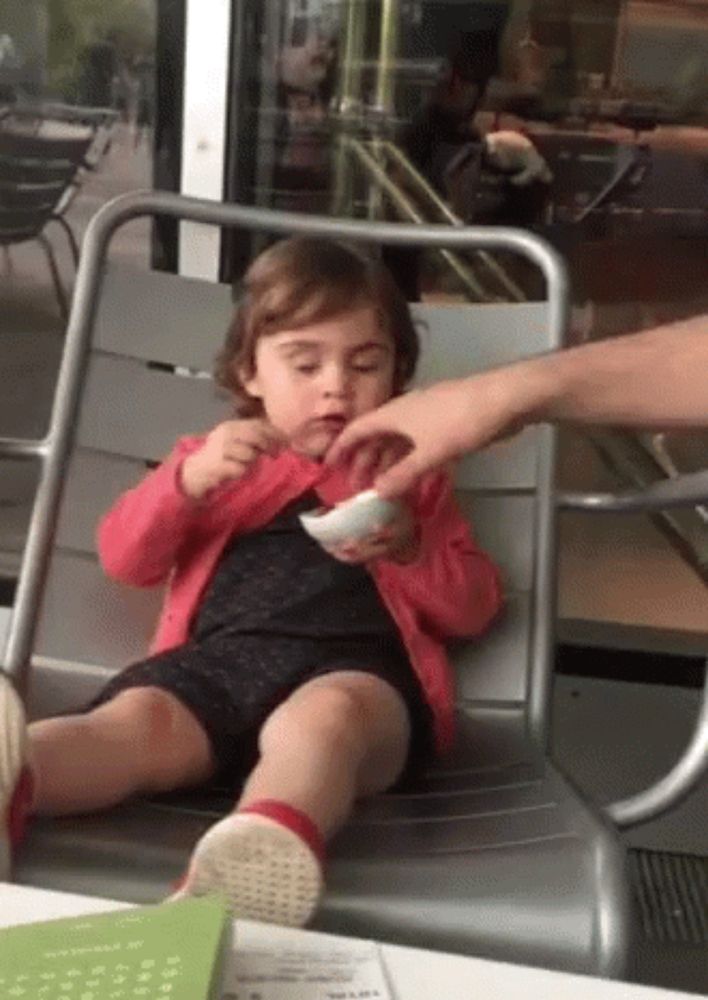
left=15, top=707, right=627, bottom=976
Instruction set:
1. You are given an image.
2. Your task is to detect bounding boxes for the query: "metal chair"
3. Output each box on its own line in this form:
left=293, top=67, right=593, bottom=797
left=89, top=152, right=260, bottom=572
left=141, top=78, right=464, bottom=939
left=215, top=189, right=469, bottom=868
left=2, top=193, right=706, bottom=979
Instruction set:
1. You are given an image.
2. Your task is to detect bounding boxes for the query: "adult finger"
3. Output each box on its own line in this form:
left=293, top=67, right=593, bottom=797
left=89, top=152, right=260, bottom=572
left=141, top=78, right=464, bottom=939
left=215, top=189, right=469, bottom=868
left=373, top=441, right=411, bottom=482
left=326, top=415, right=401, bottom=467
left=348, top=442, right=384, bottom=492
left=372, top=453, right=427, bottom=500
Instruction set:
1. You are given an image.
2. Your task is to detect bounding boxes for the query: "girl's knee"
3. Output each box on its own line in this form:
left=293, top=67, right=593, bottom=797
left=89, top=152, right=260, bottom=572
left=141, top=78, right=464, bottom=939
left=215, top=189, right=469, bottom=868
left=92, top=687, right=180, bottom=747
left=260, top=683, right=368, bottom=760
left=91, top=686, right=213, bottom=788
left=260, top=675, right=410, bottom=766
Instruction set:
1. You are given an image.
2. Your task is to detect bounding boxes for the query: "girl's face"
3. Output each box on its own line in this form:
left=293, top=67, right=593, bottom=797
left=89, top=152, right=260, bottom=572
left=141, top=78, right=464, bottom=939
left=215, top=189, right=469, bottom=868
left=242, top=305, right=396, bottom=459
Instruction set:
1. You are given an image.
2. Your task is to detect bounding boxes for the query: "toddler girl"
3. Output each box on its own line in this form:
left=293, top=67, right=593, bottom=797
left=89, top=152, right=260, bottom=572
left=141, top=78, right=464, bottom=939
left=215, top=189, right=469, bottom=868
left=1, top=237, right=502, bottom=925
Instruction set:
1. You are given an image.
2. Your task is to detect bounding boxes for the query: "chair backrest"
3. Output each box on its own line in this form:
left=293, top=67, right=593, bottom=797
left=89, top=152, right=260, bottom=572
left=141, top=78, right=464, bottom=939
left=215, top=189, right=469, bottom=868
left=0, top=127, right=92, bottom=245
left=29, top=261, right=553, bottom=709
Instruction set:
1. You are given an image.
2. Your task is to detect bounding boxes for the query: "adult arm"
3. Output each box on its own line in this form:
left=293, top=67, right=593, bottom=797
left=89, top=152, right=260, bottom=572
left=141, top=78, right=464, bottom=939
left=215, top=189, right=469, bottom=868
left=328, top=314, right=708, bottom=497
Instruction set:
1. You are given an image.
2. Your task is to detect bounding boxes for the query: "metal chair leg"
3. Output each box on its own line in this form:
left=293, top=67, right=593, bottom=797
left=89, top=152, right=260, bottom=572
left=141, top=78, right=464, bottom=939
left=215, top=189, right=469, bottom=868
left=52, top=216, right=80, bottom=269
left=37, top=234, right=69, bottom=321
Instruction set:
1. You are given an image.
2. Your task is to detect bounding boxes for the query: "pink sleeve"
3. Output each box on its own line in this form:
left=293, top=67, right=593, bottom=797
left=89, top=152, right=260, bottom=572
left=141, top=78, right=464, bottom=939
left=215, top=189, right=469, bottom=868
left=377, top=470, right=503, bottom=639
left=96, top=436, right=206, bottom=588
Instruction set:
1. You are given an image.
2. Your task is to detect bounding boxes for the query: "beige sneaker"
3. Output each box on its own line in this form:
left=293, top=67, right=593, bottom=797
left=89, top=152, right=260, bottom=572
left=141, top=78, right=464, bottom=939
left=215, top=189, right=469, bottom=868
left=0, top=677, right=31, bottom=880
left=172, top=811, right=324, bottom=927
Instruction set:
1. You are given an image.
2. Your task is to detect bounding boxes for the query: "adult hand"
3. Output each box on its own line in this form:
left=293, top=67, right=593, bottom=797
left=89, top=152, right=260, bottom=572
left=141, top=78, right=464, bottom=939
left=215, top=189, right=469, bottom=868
left=328, top=372, right=525, bottom=498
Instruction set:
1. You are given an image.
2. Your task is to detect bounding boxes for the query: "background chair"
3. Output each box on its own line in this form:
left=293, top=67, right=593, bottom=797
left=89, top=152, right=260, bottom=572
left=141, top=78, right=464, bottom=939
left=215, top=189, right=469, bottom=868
left=1, top=193, right=706, bottom=980
left=0, top=111, right=98, bottom=318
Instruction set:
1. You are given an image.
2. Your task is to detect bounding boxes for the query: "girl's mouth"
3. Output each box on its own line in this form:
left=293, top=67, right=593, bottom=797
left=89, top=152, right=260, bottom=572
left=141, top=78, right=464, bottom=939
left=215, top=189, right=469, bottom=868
left=312, top=415, right=347, bottom=431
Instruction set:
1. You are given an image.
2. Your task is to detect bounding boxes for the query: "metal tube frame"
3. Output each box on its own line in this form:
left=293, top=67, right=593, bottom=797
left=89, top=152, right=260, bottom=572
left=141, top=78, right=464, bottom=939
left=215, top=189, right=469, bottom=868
left=608, top=677, right=708, bottom=827
left=560, top=467, right=708, bottom=828
left=558, top=469, right=708, bottom=513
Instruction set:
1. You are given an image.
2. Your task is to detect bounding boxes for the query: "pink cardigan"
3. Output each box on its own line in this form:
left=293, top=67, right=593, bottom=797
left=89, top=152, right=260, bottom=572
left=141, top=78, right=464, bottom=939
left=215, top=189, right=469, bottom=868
left=97, top=436, right=503, bottom=753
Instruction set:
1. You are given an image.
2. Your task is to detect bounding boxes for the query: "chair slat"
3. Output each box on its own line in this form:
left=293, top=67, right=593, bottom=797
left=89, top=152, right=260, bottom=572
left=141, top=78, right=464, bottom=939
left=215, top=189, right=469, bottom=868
left=454, top=590, right=530, bottom=703
left=76, top=355, right=229, bottom=461
left=453, top=428, right=539, bottom=492
left=93, top=265, right=234, bottom=372
left=413, top=302, right=551, bottom=380
left=55, top=450, right=148, bottom=555
left=35, top=552, right=162, bottom=670
left=457, top=492, right=535, bottom=591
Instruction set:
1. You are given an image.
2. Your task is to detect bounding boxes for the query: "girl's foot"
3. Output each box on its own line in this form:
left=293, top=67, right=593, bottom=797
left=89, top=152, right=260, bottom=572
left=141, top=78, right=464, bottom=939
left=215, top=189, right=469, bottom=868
left=0, top=678, right=32, bottom=879
left=172, top=801, right=325, bottom=927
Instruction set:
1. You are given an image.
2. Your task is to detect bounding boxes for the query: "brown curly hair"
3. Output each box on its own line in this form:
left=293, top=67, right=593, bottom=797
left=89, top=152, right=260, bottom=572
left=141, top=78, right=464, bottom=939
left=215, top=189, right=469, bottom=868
left=214, top=237, right=420, bottom=416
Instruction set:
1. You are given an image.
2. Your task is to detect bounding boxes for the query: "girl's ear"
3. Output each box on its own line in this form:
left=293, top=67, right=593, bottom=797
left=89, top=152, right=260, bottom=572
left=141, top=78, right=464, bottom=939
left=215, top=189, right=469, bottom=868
left=239, top=363, right=262, bottom=400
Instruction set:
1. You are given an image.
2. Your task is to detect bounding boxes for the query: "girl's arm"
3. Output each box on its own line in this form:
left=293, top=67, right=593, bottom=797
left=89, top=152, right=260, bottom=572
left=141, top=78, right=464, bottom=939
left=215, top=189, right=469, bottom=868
left=96, top=435, right=206, bottom=587
left=376, top=471, right=503, bottom=639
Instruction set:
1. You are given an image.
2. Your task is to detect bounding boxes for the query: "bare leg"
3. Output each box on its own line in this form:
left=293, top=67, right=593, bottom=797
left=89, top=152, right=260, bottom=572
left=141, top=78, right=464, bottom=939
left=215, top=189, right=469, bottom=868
left=177, top=670, right=412, bottom=925
left=29, top=687, right=215, bottom=816
left=239, top=670, right=411, bottom=836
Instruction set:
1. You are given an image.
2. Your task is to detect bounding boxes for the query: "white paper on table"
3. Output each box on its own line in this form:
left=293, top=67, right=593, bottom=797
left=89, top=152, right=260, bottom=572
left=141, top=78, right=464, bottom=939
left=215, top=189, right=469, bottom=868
left=221, top=941, right=394, bottom=1000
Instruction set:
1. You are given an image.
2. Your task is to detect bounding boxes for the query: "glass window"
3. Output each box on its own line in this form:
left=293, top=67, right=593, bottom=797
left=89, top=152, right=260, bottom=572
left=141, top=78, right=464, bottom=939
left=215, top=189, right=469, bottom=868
left=225, top=0, right=707, bottom=320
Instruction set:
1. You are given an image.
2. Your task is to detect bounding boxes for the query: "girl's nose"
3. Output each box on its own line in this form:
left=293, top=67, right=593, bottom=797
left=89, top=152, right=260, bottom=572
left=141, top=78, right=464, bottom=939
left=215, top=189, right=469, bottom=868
left=322, top=365, right=351, bottom=398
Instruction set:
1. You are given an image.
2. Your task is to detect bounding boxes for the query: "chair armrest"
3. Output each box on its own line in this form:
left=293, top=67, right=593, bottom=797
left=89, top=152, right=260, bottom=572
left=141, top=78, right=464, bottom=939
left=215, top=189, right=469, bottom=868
left=0, top=436, right=46, bottom=460
left=559, top=467, right=708, bottom=827
left=558, top=469, right=708, bottom=513
left=605, top=660, right=708, bottom=828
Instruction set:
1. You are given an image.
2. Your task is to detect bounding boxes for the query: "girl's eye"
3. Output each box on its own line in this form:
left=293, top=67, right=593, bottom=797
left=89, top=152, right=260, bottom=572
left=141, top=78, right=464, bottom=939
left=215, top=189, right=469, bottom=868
left=353, top=364, right=379, bottom=373
left=295, top=364, right=318, bottom=374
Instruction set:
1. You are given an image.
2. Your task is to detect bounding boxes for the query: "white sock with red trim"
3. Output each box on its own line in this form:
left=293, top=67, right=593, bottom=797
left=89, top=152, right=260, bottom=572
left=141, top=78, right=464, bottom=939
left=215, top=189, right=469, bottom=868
left=172, top=799, right=325, bottom=927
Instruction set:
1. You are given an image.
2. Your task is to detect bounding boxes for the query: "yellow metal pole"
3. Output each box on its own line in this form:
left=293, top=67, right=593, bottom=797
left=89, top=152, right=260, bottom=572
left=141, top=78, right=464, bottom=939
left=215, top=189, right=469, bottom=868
left=374, top=0, right=400, bottom=114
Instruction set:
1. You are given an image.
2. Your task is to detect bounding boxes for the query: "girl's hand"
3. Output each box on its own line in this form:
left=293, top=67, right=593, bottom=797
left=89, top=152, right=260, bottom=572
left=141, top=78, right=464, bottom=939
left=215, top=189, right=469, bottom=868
left=324, top=502, right=420, bottom=566
left=180, top=419, right=284, bottom=500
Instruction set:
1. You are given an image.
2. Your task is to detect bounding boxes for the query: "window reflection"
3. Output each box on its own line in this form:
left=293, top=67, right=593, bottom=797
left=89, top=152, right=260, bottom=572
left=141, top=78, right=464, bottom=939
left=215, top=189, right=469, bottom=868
left=227, top=0, right=707, bottom=327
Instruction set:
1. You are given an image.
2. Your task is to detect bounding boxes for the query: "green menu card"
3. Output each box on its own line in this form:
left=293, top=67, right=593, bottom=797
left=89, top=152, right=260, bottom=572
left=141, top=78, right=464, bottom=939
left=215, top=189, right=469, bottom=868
left=0, top=896, right=230, bottom=1000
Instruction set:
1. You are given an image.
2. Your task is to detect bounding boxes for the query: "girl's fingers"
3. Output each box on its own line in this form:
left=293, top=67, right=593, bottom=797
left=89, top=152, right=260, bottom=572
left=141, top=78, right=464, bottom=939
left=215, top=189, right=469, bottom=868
left=229, top=420, right=284, bottom=455
left=325, top=546, right=358, bottom=563
left=224, top=441, right=258, bottom=465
